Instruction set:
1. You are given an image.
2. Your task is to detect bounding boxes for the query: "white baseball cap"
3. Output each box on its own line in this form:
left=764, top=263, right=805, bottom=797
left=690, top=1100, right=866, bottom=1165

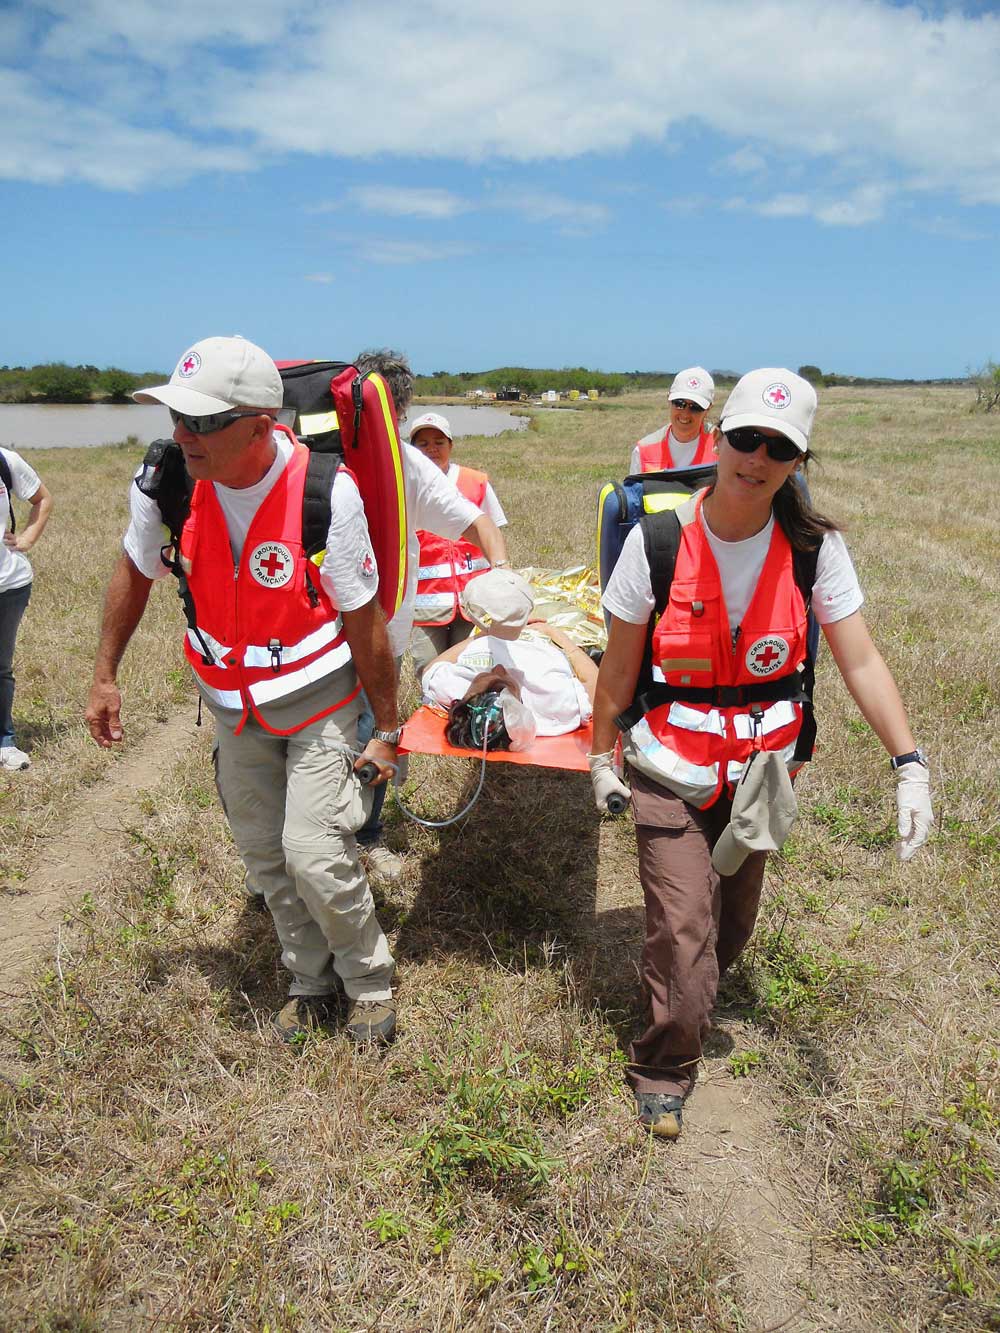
left=720, top=368, right=816, bottom=454
left=460, top=569, right=534, bottom=641
left=669, top=367, right=715, bottom=410
left=408, top=411, right=453, bottom=442
left=134, top=335, right=283, bottom=414
left=711, top=750, right=798, bottom=876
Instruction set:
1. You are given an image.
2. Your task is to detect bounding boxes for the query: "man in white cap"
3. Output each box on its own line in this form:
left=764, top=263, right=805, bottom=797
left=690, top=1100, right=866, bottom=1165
left=408, top=411, right=509, bottom=672
left=85, top=335, right=401, bottom=1046
left=629, top=367, right=716, bottom=474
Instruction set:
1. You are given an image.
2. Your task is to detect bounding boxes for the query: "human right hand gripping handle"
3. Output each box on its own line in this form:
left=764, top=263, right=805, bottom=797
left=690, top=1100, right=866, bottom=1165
left=588, top=750, right=631, bottom=814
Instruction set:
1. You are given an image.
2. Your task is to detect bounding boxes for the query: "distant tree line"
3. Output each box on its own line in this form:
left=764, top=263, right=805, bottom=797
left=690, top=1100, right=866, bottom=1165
left=0, top=363, right=164, bottom=405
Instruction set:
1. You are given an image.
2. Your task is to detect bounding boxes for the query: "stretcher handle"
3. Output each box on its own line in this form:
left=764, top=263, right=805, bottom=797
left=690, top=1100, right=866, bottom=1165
left=606, top=792, right=629, bottom=816
left=357, top=761, right=380, bottom=786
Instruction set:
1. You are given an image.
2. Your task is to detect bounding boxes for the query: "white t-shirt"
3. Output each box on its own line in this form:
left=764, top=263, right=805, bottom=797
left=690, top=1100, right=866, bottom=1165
left=123, top=433, right=378, bottom=612
left=422, top=630, right=592, bottom=736
left=629, top=429, right=701, bottom=476
left=386, top=443, right=482, bottom=658
left=445, top=462, right=507, bottom=527
left=603, top=508, right=863, bottom=630
left=0, top=448, right=42, bottom=593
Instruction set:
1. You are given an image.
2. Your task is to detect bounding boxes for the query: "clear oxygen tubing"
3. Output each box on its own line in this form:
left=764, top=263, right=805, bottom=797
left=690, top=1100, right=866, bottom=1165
left=390, top=730, right=493, bottom=829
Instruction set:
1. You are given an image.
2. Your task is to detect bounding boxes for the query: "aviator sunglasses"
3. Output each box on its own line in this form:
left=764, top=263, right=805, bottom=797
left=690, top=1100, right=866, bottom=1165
left=169, top=408, right=267, bottom=436
left=671, top=399, right=705, bottom=413
left=724, top=427, right=800, bottom=464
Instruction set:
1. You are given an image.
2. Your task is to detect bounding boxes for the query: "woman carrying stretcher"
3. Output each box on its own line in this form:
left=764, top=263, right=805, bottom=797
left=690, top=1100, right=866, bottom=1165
left=590, top=368, right=933, bottom=1141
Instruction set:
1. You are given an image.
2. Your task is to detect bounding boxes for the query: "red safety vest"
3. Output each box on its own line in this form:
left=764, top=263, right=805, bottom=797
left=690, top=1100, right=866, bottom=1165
left=636, top=426, right=715, bottom=473
left=179, top=441, right=359, bottom=735
left=627, top=492, right=808, bottom=808
left=413, top=466, right=491, bottom=626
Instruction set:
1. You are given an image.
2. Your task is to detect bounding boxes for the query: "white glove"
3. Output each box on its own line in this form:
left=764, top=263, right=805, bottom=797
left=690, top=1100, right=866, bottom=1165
left=895, top=762, right=933, bottom=862
left=588, top=750, right=631, bottom=813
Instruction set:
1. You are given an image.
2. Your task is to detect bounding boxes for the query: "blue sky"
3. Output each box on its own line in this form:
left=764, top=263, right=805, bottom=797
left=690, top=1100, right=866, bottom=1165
left=2, top=0, right=998, bottom=379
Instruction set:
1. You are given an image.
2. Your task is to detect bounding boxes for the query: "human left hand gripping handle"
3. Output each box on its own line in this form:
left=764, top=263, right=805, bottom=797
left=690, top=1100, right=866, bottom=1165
left=895, top=762, right=933, bottom=862
left=85, top=680, right=125, bottom=748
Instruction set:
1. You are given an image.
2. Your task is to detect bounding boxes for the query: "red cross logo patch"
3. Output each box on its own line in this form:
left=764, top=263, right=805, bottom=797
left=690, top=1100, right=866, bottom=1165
left=687, top=376, right=701, bottom=389
left=763, top=381, right=790, bottom=410
left=745, top=635, right=790, bottom=677
left=177, top=350, right=201, bottom=378
left=249, top=541, right=294, bottom=588
left=358, top=549, right=376, bottom=579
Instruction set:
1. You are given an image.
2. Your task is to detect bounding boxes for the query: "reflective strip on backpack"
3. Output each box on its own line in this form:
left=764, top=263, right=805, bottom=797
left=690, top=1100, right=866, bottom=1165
left=299, top=410, right=339, bottom=436
left=248, top=641, right=353, bottom=704
left=242, top=617, right=344, bottom=669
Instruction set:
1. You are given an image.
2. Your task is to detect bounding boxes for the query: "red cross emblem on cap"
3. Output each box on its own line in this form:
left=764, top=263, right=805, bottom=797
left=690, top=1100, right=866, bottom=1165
left=178, top=350, right=201, bottom=378
left=764, top=382, right=790, bottom=408
left=688, top=377, right=700, bottom=388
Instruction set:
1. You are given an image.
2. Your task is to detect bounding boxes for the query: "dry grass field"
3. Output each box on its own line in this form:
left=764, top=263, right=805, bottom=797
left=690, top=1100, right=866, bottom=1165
left=1, top=387, right=998, bottom=1331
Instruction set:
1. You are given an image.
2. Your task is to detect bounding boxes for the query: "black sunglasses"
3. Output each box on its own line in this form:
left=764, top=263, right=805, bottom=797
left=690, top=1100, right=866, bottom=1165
left=169, top=408, right=266, bottom=436
left=672, top=399, right=706, bottom=413
left=724, top=427, right=800, bottom=464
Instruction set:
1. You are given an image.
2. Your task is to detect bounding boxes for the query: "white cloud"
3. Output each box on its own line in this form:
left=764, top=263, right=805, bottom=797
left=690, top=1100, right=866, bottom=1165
left=746, top=184, right=891, bottom=226
left=503, top=190, right=610, bottom=233
left=348, top=186, right=472, bottom=219
left=304, top=273, right=335, bottom=283
left=355, top=239, right=475, bottom=265
left=4, top=0, right=1000, bottom=214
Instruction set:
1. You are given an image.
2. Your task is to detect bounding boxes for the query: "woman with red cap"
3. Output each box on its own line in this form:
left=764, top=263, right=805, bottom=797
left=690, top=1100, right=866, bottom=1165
left=591, top=368, right=932, bottom=1141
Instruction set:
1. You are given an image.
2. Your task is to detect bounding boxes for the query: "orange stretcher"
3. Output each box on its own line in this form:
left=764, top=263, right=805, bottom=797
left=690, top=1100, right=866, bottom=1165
left=399, top=706, right=592, bottom=772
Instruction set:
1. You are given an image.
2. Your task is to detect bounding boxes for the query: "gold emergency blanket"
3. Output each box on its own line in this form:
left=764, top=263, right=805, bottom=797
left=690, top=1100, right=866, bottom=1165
left=515, top=565, right=607, bottom=651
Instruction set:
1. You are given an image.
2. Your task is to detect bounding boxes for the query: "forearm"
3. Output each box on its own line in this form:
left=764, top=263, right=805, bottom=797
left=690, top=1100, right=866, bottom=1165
left=12, top=486, right=53, bottom=552
left=838, top=653, right=916, bottom=756
left=592, top=618, right=646, bottom=752
left=464, top=515, right=508, bottom=567
left=92, top=555, right=153, bottom=684
left=341, top=599, right=399, bottom=731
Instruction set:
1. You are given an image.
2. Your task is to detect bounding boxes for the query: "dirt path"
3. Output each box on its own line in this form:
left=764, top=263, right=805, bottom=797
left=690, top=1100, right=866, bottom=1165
left=1, top=709, right=197, bottom=995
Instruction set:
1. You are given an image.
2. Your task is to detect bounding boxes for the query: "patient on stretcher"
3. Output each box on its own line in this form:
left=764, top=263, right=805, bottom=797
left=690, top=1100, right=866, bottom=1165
left=420, top=571, right=598, bottom=741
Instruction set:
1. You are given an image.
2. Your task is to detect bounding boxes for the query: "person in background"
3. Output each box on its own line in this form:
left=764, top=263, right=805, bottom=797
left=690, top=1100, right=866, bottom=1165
left=592, top=368, right=932, bottom=1141
left=85, top=336, right=400, bottom=1046
left=629, top=367, right=716, bottom=474
left=409, top=411, right=509, bottom=672
left=0, top=448, right=53, bottom=771
left=349, top=351, right=507, bottom=882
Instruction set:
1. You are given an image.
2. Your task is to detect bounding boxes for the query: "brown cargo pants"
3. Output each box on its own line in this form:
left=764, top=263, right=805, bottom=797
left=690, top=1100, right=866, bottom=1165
left=627, top=767, right=767, bottom=1097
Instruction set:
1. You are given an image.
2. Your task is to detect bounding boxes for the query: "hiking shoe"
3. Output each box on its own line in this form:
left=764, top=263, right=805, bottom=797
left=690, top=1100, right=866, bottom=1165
left=272, top=995, right=339, bottom=1046
left=363, top=845, right=404, bottom=883
left=0, top=746, right=30, bottom=772
left=635, top=1092, right=684, bottom=1140
left=345, top=997, right=397, bottom=1046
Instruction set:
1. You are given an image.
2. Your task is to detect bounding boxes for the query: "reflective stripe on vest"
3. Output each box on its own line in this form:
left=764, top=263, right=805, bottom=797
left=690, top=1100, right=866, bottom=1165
left=179, top=441, right=357, bottom=734
left=637, top=427, right=715, bottom=474
left=628, top=491, right=809, bottom=808
left=414, top=466, right=491, bottom=625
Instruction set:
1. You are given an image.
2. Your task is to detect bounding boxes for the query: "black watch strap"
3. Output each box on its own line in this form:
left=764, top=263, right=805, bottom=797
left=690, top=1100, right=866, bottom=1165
left=890, top=747, right=927, bottom=770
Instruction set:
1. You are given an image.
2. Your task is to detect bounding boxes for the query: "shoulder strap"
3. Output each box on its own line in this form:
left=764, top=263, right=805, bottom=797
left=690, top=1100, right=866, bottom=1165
left=792, top=543, right=820, bottom=609
left=641, top=508, right=682, bottom=618
left=301, top=450, right=339, bottom=559
left=0, top=452, right=14, bottom=534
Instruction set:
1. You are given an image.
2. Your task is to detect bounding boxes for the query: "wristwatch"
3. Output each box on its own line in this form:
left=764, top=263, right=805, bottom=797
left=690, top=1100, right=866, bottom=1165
left=890, top=747, right=928, bottom=770
left=372, top=727, right=402, bottom=746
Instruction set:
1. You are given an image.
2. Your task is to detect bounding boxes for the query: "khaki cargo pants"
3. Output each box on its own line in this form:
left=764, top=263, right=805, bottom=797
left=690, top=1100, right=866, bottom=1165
left=213, top=696, right=394, bottom=1001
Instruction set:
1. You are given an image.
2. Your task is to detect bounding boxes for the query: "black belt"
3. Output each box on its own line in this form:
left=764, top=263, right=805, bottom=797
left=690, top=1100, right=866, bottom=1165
left=615, top=673, right=808, bottom=732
